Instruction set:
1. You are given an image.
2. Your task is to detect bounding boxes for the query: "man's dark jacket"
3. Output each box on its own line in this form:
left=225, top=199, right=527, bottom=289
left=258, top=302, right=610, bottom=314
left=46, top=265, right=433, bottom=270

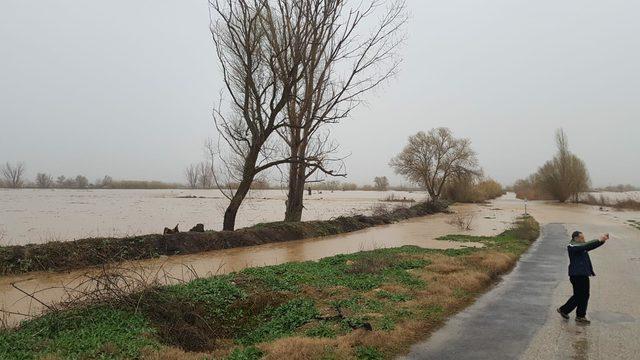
left=567, top=239, right=604, bottom=276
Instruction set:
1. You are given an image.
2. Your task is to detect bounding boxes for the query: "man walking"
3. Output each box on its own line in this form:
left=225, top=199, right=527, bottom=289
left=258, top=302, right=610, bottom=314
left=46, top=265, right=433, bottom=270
left=557, top=231, right=609, bottom=324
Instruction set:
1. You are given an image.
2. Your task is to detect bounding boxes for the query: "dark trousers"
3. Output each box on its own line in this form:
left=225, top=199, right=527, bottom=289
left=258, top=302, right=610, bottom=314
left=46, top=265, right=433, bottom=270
left=559, top=276, right=590, bottom=318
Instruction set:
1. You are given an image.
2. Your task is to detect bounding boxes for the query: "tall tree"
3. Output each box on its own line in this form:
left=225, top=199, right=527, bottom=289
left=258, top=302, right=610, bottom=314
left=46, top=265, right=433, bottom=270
left=280, top=0, right=407, bottom=221
left=209, top=0, right=313, bottom=230
left=390, top=128, right=480, bottom=200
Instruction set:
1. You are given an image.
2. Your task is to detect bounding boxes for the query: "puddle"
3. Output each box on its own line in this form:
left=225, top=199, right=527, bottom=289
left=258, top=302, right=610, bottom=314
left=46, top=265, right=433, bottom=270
left=589, top=311, right=637, bottom=324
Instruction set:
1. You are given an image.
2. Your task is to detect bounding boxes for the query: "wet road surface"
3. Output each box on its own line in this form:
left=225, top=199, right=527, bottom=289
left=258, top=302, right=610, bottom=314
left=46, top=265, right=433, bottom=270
left=402, top=207, right=640, bottom=360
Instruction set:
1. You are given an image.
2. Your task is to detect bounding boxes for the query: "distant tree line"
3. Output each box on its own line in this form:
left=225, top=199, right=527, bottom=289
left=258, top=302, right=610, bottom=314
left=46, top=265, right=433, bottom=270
left=0, top=162, right=181, bottom=190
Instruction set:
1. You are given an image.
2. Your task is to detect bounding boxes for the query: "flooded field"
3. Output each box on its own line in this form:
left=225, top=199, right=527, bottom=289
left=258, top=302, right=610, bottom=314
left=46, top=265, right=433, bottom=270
left=0, top=196, right=514, bottom=327
left=0, top=189, right=428, bottom=245
left=1, top=193, right=639, bottom=327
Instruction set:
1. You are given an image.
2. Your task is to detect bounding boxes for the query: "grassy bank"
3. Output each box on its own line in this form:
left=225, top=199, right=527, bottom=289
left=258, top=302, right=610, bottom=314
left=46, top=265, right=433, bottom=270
left=0, top=201, right=448, bottom=276
left=0, top=216, right=539, bottom=360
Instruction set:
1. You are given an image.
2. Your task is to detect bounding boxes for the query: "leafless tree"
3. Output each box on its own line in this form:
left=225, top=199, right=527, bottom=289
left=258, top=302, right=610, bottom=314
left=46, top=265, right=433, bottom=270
left=56, top=175, right=66, bottom=188
left=280, top=0, right=407, bottom=222
left=35, top=173, right=54, bottom=188
left=373, top=176, right=390, bottom=191
left=209, top=0, right=317, bottom=230
left=390, top=128, right=480, bottom=200
left=185, top=164, right=200, bottom=189
left=1, top=162, right=26, bottom=188
left=197, top=162, right=214, bottom=189
left=75, top=175, right=89, bottom=189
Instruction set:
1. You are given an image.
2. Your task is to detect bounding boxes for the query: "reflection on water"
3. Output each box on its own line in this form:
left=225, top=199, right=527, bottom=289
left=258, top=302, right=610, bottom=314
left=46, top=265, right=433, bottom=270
left=571, top=334, right=589, bottom=360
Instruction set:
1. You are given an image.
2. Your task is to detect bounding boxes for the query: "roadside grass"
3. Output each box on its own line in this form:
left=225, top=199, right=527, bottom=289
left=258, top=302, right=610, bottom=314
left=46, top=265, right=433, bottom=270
left=0, top=217, right=539, bottom=360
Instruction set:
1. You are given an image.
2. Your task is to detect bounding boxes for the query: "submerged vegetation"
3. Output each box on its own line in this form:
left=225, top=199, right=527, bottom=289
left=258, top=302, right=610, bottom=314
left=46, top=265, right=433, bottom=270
left=579, top=194, right=640, bottom=211
left=626, top=220, right=640, bottom=231
left=0, top=201, right=448, bottom=275
left=0, top=216, right=539, bottom=359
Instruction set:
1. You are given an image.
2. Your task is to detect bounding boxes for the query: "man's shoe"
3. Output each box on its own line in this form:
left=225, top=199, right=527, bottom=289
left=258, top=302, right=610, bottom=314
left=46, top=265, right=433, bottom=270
left=576, top=317, right=591, bottom=324
left=557, top=308, right=569, bottom=319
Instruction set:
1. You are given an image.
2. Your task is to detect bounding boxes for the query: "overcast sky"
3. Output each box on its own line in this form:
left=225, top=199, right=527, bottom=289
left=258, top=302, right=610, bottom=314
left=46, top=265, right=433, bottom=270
left=1, top=0, right=638, bottom=187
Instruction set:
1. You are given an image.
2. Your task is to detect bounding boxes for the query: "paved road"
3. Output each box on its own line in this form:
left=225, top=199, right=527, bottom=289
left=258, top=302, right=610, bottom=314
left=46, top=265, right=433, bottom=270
left=402, top=220, right=640, bottom=360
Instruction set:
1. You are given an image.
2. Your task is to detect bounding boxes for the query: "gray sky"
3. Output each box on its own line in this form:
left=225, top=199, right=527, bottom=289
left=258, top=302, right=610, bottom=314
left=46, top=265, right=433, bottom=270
left=1, top=0, right=638, bottom=187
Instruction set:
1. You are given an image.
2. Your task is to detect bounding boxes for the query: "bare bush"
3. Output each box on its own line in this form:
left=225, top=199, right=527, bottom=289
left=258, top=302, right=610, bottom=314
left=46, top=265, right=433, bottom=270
left=447, top=211, right=475, bottom=231
left=380, top=193, right=415, bottom=203
left=444, top=176, right=504, bottom=203
left=370, top=203, right=392, bottom=217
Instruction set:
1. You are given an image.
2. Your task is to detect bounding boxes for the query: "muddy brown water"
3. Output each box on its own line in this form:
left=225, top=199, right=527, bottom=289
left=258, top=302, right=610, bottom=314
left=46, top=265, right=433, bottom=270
left=0, top=189, right=430, bottom=245
left=2, top=193, right=639, bottom=329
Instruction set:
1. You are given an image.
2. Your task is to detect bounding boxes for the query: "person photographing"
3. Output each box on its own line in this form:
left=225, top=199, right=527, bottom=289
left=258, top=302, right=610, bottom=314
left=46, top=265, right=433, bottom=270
left=557, top=231, right=609, bottom=324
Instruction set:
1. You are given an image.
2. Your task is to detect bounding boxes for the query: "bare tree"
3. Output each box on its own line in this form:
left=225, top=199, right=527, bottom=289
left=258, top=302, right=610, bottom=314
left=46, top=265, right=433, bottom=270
left=185, top=164, right=200, bottom=189
left=209, top=0, right=316, bottom=230
left=35, top=173, right=54, bottom=188
left=197, top=162, right=214, bottom=189
left=1, top=162, right=26, bottom=188
left=75, top=175, right=89, bottom=189
left=280, top=0, right=407, bottom=222
left=56, top=175, right=66, bottom=188
left=390, top=128, right=480, bottom=200
left=373, top=176, right=390, bottom=191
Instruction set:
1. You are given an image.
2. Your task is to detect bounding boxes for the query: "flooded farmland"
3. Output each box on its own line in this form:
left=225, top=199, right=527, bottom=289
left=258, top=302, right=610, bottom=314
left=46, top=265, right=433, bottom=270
left=0, top=189, right=428, bottom=245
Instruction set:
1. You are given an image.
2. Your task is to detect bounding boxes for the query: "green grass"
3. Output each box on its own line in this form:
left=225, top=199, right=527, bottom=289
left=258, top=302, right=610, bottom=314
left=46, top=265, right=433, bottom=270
left=438, top=215, right=539, bottom=255
left=0, top=307, right=158, bottom=360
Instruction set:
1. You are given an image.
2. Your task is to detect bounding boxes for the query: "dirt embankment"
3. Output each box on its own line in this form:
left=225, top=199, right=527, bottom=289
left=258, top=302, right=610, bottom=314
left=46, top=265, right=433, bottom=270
left=0, top=201, right=449, bottom=276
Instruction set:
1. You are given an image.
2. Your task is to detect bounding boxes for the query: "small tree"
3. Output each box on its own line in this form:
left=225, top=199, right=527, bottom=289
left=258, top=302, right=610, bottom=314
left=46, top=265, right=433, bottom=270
left=56, top=175, right=66, bottom=188
left=75, top=175, right=89, bottom=189
left=185, top=164, right=199, bottom=189
left=373, top=176, right=389, bottom=191
left=197, top=162, right=213, bottom=189
left=536, top=129, right=590, bottom=202
left=35, top=173, right=54, bottom=188
left=1, top=162, right=26, bottom=188
left=390, top=128, right=480, bottom=200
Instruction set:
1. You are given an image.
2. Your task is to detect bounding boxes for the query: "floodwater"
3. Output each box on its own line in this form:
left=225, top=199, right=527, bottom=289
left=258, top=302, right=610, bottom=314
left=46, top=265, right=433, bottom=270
left=0, top=189, right=429, bottom=245
left=2, top=192, right=639, bottom=328
left=0, top=197, right=514, bottom=327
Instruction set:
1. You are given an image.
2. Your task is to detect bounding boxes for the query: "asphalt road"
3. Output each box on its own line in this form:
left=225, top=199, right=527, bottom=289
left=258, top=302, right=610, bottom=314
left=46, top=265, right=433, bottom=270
left=402, top=218, right=640, bottom=360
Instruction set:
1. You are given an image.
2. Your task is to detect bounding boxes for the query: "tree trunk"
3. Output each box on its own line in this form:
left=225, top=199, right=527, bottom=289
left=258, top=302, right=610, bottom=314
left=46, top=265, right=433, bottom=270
left=222, top=149, right=259, bottom=231
left=285, top=161, right=306, bottom=222
left=222, top=179, right=252, bottom=231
